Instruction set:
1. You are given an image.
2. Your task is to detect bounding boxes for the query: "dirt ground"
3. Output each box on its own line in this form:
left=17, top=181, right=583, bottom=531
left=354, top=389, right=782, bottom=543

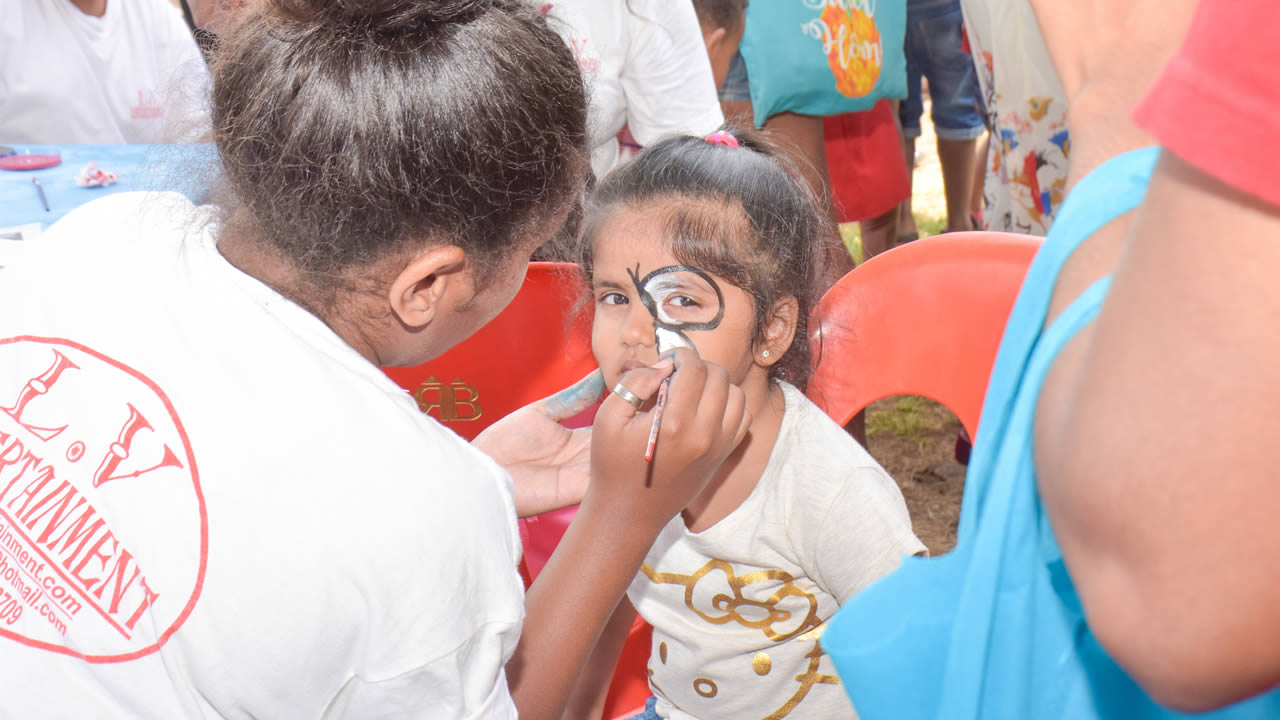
left=855, top=97, right=975, bottom=556
left=865, top=397, right=966, bottom=555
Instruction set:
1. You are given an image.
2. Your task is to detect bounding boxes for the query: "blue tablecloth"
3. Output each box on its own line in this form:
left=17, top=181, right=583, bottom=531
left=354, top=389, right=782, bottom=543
left=0, top=144, right=217, bottom=228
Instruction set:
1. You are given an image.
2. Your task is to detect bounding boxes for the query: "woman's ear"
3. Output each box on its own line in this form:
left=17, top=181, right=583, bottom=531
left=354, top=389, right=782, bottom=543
left=387, top=245, right=468, bottom=329
left=756, top=296, right=799, bottom=367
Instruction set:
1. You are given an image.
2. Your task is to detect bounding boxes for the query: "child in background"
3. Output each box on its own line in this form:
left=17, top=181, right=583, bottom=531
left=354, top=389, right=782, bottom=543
left=608, top=0, right=742, bottom=168
left=691, top=0, right=748, bottom=92
left=549, top=0, right=723, bottom=177
left=563, top=128, right=925, bottom=720
left=691, top=0, right=912, bottom=280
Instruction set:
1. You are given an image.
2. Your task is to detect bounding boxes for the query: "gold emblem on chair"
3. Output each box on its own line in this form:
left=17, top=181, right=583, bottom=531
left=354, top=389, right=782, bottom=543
left=413, top=376, right=483, bottom=422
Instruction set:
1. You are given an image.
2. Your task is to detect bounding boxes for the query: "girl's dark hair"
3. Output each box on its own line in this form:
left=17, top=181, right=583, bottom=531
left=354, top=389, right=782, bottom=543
left=210, top=0, right=588, bottom=307
left=578, top=126, right=827, bottom=390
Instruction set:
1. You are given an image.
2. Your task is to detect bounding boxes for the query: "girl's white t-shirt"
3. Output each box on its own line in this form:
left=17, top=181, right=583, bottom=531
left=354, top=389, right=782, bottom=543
left=628, top=383, right=925, bottom=719
left=0, top=0, right=211, bottom=144
left=549, top=0, right=725, bottom=177
left=0, top=192, right=523, bottom=718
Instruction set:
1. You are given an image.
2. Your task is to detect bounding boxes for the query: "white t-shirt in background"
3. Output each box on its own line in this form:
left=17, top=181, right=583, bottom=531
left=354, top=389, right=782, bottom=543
left=628, top=383, right=926, bottom=720
left=0, top=192, right=523, bottom=718
left=549, top=0, right=724, bottom=177
left=0, top=0, right=211, bottom=144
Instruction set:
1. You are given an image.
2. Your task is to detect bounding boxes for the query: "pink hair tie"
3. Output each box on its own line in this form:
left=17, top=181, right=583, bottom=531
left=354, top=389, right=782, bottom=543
left=704, top=130, right=740, bottom=148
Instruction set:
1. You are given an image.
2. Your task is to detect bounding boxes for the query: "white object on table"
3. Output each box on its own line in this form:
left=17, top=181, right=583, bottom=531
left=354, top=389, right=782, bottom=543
left=0, top=223, right=43, bottom=272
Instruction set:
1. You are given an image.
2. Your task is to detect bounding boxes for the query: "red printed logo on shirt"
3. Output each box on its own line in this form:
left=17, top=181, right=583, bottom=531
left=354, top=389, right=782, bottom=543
left=569, top=37, right=601, bottom=74
left=0, top=337, right=206, bottom=663
left=129, top=90, right=163, bottom=120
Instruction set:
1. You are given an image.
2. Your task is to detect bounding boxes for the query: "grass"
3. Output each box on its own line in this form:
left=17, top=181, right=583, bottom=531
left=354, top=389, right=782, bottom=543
left=839, top=223, right=865, bottom=265
left=867, top=396, right=934, bottom=449
left=839, top=211, right=947, bottom=266
left=914, top=214, right=946, bottom=238
left=864, top=394, right=963, bottom=451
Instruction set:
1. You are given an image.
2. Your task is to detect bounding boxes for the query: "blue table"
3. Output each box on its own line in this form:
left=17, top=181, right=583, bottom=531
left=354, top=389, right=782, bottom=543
left=0, top=144, right=217, bottom=228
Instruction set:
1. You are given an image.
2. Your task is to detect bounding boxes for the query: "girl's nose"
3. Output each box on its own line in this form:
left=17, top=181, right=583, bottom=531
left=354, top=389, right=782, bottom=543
left=622, top=305, right=656, bottom=348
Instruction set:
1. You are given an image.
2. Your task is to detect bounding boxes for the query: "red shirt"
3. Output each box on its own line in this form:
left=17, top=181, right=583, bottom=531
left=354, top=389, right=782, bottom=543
left=1134, top=0, right=1280, bottom=206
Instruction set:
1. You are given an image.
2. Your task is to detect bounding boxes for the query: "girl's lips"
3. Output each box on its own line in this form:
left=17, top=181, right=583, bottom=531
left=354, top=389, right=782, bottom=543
left=620, top=358, right=654, bottom=374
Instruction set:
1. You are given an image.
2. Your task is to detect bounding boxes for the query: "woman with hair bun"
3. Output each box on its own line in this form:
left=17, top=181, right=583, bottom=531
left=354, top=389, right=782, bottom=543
left=0, top=1, right=748, bottom=717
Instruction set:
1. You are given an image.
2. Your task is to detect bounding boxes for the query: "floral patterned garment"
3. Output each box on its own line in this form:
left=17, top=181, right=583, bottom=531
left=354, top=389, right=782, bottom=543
left=961, top=0, right=1070, bottom=236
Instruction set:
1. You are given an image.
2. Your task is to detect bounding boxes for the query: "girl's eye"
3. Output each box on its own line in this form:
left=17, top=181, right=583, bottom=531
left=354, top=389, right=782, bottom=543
left=598, top=291, right=627, bottom=306
left=665, top=295, right=700, bottom=310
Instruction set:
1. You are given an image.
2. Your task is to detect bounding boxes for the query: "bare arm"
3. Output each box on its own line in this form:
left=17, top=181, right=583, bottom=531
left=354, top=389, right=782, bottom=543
left=760, top=111, right=851, bottom=286
left=1036, top=152, right=1280, bottom=711
left=561, top=597, right=640, bottom=720
left=1029, top=0, right=1280, bottom=708
left=506, top=351, right=750, bottom=720
left=511, top=501, right=652, bottom=720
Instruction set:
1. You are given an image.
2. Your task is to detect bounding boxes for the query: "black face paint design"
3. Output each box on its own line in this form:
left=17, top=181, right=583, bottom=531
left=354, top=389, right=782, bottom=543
left=626, top=264, right=726, bottom=355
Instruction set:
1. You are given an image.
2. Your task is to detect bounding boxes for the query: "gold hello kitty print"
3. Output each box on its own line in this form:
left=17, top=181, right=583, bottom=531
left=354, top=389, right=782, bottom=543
left=640, top=559, right=842, bottom=719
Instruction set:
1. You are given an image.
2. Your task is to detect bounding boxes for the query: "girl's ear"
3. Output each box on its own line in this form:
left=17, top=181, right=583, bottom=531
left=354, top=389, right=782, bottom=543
left=756, top=296, right=799, bottom=367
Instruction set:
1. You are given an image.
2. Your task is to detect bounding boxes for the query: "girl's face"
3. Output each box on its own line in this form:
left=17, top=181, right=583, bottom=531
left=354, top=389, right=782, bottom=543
left=589, top=207, right=764, bottom=393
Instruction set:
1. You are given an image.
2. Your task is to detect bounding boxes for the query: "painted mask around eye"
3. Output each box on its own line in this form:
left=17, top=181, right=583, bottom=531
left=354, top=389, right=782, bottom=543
left=626, top=264, right=726, bottom=355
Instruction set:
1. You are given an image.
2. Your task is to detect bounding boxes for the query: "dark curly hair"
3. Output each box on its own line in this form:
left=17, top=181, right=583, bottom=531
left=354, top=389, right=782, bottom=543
left=210, top=0, right=588, bottom=310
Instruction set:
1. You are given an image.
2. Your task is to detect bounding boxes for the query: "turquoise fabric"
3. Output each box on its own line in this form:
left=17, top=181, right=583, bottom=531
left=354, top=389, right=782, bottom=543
left=739, top=1, right=907, bottom=127
left=822, top=147, right=1280, bottom=718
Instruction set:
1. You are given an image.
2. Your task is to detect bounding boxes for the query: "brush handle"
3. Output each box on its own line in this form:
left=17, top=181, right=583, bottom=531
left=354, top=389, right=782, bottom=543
left=32, top=177, right=49, bottom=212
left=643, top=376, right=670, bottom=462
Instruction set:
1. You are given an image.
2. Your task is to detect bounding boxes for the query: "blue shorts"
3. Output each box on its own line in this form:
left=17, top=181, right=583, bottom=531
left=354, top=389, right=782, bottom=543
left=625, top=695, right=659, bottom=720
left=899, top=0, right=985, bottom=141
left=718, top=52, right=751, bottom=103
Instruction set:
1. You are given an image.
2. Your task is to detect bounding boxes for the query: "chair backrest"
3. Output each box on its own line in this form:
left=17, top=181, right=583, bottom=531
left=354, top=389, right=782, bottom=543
left=807, top=232, right=1041, bottom=439
left=381, top=262, right=596, bottom=441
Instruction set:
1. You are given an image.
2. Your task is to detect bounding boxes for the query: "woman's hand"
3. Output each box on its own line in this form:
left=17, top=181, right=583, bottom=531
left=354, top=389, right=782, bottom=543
left=585, top=348, right=751, bottom=534
left=472, top=370, right=603, bottom=517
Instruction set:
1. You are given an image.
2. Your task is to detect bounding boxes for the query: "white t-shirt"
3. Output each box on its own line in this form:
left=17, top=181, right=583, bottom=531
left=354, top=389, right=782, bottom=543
left=628, top=383, right=925, bottom=720
left=0, top=192, right=523, bottom=718
left=0, top=0, right=211, bottom=144
left=549, top=0, right=724, bottom=177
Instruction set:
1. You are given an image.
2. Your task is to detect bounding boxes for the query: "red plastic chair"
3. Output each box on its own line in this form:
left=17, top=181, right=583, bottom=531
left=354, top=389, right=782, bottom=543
left=381, top=262, right=596, bottom=440
left=380, top=262, right=652, bottom=720
left=807, top=231, right=1041, bottom=439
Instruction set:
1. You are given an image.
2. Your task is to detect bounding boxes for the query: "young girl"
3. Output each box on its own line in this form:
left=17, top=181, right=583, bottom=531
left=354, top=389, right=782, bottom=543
left=566, top=129, right=926, bottom=719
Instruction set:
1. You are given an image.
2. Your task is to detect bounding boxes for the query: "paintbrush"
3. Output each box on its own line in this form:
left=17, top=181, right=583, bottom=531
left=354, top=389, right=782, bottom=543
left=644, top=327, right=686, bottom=463
left=644, top=376, right=669, bottom=462
left=32, top=177, right=49, bottom=212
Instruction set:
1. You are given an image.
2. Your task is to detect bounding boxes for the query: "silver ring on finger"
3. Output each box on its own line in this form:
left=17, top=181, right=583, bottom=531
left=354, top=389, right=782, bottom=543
left=611, top=382, right=644, bottom=410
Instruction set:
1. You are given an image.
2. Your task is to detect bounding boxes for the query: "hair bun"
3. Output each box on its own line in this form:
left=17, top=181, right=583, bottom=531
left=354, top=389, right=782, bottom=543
left=279, top=0, right=495, bottom=32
